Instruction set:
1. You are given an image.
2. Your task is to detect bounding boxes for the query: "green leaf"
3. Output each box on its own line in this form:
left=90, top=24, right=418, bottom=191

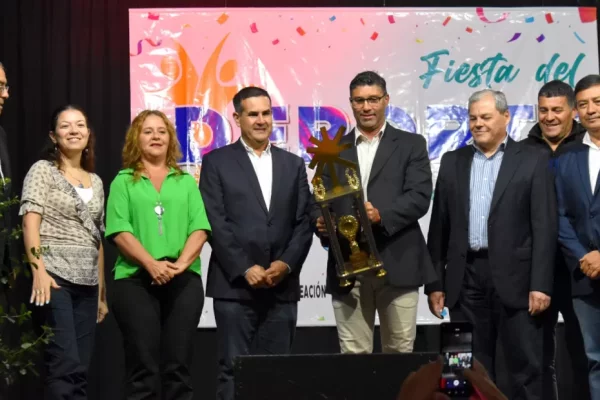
left=19, top=369, right=26, bottom=375
left=20, top=343, right=32, bottom=350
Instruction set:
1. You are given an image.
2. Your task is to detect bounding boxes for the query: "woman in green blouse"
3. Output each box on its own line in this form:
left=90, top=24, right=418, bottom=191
left=105, top=110, right=211, bottom=399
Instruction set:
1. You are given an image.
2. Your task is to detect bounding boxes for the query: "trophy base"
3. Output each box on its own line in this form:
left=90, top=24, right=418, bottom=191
left=349, top=251, right=369, bottom=271
left=339, top=278, right=353, bottom=287
left=338, top=252, right=386, bottom=286
left=375, top=268, right=387, bottom=278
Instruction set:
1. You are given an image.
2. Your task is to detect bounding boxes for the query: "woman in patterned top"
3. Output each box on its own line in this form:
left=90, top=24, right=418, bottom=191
left=20, top=105, right=106, bottom=399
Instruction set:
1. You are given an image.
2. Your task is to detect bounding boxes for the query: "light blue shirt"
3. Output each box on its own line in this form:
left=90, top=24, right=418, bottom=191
left=468, top=135, right=508, bottom=250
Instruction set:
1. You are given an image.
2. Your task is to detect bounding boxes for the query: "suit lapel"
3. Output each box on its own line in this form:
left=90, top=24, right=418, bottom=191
left=269, top=147, right=282, bottom=218
left=577, top=147, right=594, bottom=202
left=457, top=148, right=473, bottom=220
left=489, top=138, right=521, bottom=214
left=368, top=125, right=399, bottom=186
left=233, top=140, right=269, bottom=215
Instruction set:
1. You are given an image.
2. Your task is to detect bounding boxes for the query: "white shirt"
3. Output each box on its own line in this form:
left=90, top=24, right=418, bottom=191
left=75, top=186, right=93, bottom=204
left=355, top=123, right=386, bottom=201
left=240, top=137, right=272, bottom=210
left=583, top=132, right=600, bottom=193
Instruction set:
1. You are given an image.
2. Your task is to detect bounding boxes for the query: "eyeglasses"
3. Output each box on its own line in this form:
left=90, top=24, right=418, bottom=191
left=0, top=85, right=9, bottom=95
left=350, top=94, right=386, bottom=107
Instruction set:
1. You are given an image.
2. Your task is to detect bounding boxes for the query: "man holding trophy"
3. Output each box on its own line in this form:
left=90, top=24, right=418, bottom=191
left=313, top=71, right=436, bottom=354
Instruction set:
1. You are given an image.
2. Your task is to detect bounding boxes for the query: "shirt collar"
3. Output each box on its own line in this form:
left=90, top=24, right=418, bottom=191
left=240, top=136, right=271, bottom=155
left=583, top=132, right=600, bottom=151
left=118, top=167, right=178, bottom=177
left=355, top=122, right=386, bottom=145
left=470, top=133, right=509, bottom=156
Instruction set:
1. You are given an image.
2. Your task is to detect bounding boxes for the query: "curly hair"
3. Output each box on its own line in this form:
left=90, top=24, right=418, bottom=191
left=122, top=110, right=183, bottom=181
left=44, top=105, right=96, bottom=172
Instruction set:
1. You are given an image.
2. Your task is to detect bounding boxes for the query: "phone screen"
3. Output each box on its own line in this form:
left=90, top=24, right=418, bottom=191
left=440, top=322, right=473, bottom=397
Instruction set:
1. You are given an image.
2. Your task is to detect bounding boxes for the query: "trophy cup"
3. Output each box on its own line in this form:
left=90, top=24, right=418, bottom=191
left=308, top=126, right=386, bottom=287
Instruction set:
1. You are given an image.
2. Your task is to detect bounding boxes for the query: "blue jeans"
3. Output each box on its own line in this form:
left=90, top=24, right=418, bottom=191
left=573, top=294, right=600, bottom=400
left=43, top=273, right=98, bottom=400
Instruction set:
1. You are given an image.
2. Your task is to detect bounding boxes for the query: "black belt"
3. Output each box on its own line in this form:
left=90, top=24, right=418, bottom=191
left=467, top=249, right=489, bottom=260
left=158, top=257, right=177, bottom=262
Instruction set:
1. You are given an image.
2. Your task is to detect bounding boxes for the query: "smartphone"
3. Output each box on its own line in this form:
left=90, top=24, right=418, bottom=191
left=439, top=322, right=473, bottom=398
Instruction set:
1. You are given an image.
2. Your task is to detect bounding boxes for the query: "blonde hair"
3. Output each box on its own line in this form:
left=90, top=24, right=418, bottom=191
left=122, top=110, right=183, bottom=181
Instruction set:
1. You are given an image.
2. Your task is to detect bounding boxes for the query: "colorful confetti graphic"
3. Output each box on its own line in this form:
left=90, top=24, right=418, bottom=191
left=129, top=38, right=162, bottom=57
left=507, top=32, right=521, bottom=42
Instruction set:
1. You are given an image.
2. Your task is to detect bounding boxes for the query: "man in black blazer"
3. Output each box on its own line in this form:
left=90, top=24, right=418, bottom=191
left=521, top=80, right=589, bottom=400
left=555, top=74, right=600, bottom=400
left=315, top=71, right=436, bottom=354
left=425, top=89, right=557, bottom=399
left=200, top=87, right=313, bottom=400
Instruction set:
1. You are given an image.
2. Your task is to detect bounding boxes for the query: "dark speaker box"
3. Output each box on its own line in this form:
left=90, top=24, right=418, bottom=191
left=234, top=352, right=439, bottom=400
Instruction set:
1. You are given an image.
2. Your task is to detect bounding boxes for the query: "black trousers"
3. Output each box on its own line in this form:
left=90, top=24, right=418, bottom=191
left=450, top=252, right=545, bottom=400
left=43, top=273, right=98, bottom=400
left=213, top=298, right=297, bottom=400
left=542, top=272, right=590, bottom=400
left=112, top=270, right=205, bottom=400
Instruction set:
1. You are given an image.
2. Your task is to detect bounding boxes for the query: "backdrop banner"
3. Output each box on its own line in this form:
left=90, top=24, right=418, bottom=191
left=129, top=7, right=598, bottom=327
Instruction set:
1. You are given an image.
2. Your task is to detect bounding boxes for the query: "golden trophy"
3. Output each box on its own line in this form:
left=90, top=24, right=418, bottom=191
left=308, top=126, right=386, bottom=287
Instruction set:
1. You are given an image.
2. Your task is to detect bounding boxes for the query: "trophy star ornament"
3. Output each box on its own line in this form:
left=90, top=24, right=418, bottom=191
left=308, top=125, right=386, bottom=286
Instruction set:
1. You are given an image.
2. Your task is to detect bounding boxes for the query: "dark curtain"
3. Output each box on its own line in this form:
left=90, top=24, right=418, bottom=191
left=0, top=0, right=598, bottom=399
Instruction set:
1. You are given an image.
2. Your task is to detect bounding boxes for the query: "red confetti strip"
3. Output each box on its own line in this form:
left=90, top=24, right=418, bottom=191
left=545, top=13, right=554, bottom=24
left=579, top=7, right=597, bottom=23
left=217, top=13, right=229, bottom=25
left=129, top=38, right=162, bottom=57
left=370, top=32, right=379, bottom=40
left=475, top=7, right=509, bottom=23
left=148, top=13, right=160, bottom=21
left=272, top=39, right=280, bottom=45
left=466, top=27, right=473, bottom=33
left=388, top=15, right=395, bottom=24
left=360, top=18, right=365, bottom=25
left=442, top=16, right=451, bottom=26
left=250, top=22, right=258, bottom=33
left=296, top=27, right=306, bottom=36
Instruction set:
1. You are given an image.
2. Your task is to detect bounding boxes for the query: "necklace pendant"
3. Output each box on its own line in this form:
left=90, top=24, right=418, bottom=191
left=77, top=183, right=84, bottom=189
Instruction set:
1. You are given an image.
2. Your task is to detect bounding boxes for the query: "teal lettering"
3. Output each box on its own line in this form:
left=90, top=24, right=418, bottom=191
left=420, top=49, right=450, bottom=89
left=536, top=53, right=586, bottom=87
left=554, top=63, right=569, bottom=80
left=420, top=50, right=520, bottom=89
left=495, top=65, right=520, bottom=83
left=444, top=60, right=456, bottom=82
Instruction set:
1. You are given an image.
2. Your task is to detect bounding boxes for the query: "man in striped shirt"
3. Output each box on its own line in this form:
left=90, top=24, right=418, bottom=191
left=426, top=89, right=557, bottom=399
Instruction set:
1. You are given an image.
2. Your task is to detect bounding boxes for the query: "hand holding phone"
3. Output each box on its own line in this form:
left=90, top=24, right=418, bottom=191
left=439, top=322, right=473, bottom=398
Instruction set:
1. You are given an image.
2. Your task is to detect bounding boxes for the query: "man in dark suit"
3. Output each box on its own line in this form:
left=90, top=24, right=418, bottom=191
left=425, top=89, right=557, bottom=399
left=200, top=87, right=313, bottom=400
left=555, top=74, right=600, bottom=400
left=521, top=80, right=589, bottom=400
left=315, top=71, right=436, bottom=354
